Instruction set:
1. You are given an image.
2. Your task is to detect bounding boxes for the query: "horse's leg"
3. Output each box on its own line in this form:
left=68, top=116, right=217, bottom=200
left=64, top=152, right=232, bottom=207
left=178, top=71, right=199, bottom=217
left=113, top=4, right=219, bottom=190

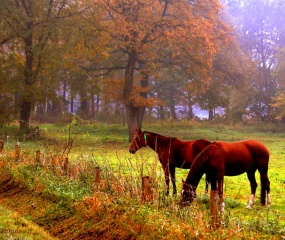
left=265, top=174, right=271, bottom=207
left=217, top=179, right=225, bottom=212
left=246, top=170, right=258, bottom=209
left=266, top=187, right=272, bottom=207
left=170, top=167, right=177, bottom=195
left=260, top=172, right=271, bottom=206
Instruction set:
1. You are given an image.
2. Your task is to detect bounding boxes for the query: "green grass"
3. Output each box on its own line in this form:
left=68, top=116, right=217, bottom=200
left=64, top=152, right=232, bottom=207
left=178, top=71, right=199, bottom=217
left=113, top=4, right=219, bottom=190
left=0, top=204, right=56, bottom=240
left=1, top=121, right=285, bottom=238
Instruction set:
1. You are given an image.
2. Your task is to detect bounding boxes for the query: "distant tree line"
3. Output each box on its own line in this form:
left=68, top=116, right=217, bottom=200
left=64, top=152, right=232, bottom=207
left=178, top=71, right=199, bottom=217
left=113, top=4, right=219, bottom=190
left=1, top=0, right=285, bottom=138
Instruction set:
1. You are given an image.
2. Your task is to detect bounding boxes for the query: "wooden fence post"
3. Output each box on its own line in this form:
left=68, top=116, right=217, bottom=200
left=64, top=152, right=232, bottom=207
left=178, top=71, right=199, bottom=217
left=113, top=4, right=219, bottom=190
left=35, top=126, right=40, bottom=138
left=0, top=140, right=3, bottom=152
left=210, top=190, right=220, bottom=229
left=15, top=143, right=20, bottom=161
left=94, top=167, right=101, bottom=183
left=142, top=176, right=153, bottom=201
left=36, top=150, right=41, bottom=165
left=63, top=158, right=69, bottom=175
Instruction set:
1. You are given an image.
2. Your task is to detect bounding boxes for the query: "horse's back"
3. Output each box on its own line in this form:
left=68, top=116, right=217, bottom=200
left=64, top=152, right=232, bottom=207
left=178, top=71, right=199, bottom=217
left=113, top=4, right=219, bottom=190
left=215, top=140, right=269, bottom=157
left=243, top=140, right=269, bottom=158
left=212, top=140, right=269, bottom=176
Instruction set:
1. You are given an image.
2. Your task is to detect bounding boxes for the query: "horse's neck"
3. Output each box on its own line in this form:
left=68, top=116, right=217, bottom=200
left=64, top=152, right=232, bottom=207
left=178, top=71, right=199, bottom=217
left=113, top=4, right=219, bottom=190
left=147, top=134, right=171, bottom=154
left=185, top=169, right=204, bottom=189
left=185, top=147, right=211, bottom=188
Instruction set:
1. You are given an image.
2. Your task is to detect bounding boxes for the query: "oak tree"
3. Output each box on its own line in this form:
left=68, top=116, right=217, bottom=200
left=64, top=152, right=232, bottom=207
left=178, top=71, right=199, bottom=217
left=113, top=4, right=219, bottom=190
left=93, top=0, right=231, bottom=140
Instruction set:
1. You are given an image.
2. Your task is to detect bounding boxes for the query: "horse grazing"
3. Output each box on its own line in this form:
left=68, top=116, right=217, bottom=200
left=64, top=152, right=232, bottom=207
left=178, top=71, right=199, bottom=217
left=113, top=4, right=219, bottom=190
left=180, top=140, right=271, bottom=211
left=129, top=128, right=211, bottom=195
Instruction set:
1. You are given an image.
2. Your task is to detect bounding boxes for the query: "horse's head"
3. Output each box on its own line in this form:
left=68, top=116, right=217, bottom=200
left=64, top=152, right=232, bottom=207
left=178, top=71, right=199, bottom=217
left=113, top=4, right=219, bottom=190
left=180, top=179, right=196, bottom=206
left=129, top=128, right=147, bottom=154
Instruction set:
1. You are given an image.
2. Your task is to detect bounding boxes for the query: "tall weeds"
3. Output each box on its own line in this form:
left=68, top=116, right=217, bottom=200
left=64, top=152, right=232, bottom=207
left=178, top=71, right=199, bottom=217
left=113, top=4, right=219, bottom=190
left=0, top=124, right=285, bottom=239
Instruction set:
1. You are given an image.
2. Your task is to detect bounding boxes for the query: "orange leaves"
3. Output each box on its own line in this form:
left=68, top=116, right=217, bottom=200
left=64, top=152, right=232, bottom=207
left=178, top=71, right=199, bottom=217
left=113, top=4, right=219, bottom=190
left=102, top=75, right=159, bottom=107
left=127, top=86, right=162, bottom=108
left=102, top=77, right=124, bottom=103
left=92, top=0, right=233, bottom=114
left=95, top=0, right=166, bottom=52
left=95, top=0, right=232, bottom=74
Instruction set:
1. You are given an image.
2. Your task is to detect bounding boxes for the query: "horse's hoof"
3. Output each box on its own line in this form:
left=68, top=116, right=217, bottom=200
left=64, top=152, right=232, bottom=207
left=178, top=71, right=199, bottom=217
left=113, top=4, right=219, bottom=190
left=246, top=204, right=252, bottom=209
left=267, top=199, right=272, bottom=208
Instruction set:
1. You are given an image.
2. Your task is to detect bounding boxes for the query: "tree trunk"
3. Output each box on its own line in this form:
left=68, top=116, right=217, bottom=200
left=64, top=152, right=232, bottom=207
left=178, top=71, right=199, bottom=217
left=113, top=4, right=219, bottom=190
left=44, top=97, right=48, bottom=114
left=137, top=107, right=145, bottom=129
left=137, top=73, right=149, bottom=129
left=158, top=106, right=165, bottom=119
left=91, top=94, right=95, bottom=119
left=62, top=79, right=68, bottom=114
left=188, top=96, right=194, bottom=120
left=96, top=94, right=100, bottom=114
left=79, top=90, right=88, bottom=117
left=20, top=31, right=34, bottom=132
left=126, top=105, right=139, bottom=141
left=80, top=98, right=88, bottom=116
left=209, top=108, right=214, bottom=121
left=70, top=98, right=74, bottom=113
left=124, top=51, right=138, bottom=141
left=19, top=98, right=32, bottom=132
left=169, top=96, right=177, bottom=120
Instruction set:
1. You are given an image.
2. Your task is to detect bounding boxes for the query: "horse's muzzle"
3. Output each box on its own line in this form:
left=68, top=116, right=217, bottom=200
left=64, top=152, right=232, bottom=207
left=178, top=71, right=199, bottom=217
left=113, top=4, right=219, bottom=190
left=129, top=149, right=136, bottom=154
left=180, top=189, right=196, bottom=207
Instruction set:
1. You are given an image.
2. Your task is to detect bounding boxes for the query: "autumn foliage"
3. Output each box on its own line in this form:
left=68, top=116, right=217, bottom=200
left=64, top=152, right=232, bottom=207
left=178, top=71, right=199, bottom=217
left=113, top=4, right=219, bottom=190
left=91, top=0, right=232, bottom=139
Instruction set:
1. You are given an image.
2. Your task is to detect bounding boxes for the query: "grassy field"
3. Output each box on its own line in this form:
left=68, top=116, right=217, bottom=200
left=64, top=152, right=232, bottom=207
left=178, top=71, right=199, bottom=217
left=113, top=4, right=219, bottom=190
left=0, top=121, right=285, bottom=239
left=0, top=204, right=56, bottom=240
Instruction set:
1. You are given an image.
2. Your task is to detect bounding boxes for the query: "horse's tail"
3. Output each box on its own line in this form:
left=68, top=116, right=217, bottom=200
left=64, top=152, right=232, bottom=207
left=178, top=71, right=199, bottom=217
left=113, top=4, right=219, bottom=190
left=260, top=176, right=266, bottom=205
left=259, top=156, right=270, bottom=206
left=260, top=171, right=270, bottom=205
left=254, top=142, right=270, bottom=206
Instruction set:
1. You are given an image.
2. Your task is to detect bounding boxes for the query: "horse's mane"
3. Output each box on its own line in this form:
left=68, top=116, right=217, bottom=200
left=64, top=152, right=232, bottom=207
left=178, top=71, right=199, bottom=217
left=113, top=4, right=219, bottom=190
left=143, top=131, right=177, bottom=141
left=185, top=142, right=217, bottom=187
left=194, top=143, right=217, bottom=168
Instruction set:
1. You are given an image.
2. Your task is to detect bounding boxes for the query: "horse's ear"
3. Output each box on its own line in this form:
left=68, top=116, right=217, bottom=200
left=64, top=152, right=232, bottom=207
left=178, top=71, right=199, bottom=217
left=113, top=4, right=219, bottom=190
left=182, top=179, right=185, bottom=184
left=138, top=128, right=142, bottom=133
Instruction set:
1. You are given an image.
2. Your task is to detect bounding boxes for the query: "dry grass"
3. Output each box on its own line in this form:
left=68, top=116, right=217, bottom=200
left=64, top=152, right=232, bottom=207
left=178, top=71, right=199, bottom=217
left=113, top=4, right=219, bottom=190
left=0, top=122, right=285, bottom=239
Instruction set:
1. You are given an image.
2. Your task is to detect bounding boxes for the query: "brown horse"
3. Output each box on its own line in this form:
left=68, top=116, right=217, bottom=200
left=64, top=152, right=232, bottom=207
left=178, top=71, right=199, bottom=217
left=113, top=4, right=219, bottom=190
left=129, top=128, right=211, bottom=195
left=180, top=140, right=271, bottom=211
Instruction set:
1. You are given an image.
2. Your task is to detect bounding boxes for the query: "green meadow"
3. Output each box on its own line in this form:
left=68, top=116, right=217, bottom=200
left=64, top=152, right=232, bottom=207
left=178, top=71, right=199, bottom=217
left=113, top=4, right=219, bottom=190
left=0, top=121, right=285, bottom=239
